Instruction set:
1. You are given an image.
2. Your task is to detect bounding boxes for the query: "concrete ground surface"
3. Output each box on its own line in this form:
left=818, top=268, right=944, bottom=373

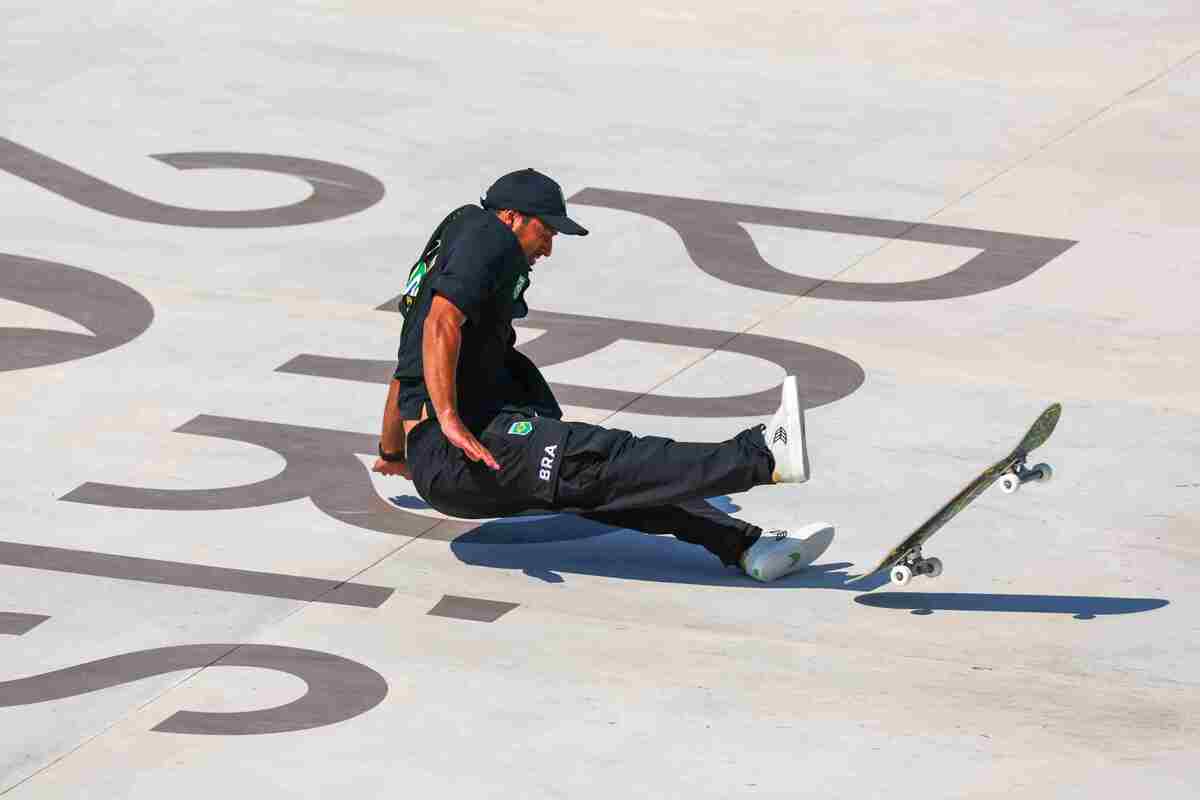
left=2, top=1, right=1198, bottom=797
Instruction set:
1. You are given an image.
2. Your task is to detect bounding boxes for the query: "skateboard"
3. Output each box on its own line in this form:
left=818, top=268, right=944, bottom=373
left=861, top=403, right=1062, bottom=587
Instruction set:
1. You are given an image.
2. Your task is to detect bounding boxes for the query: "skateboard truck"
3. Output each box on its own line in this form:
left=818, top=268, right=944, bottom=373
left=889, top=545, right=944, bottom=587
left=998, top=459, right=1053, bottom=494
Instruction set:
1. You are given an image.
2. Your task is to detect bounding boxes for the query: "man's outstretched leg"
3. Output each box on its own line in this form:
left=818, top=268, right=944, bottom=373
left=552, top=375, right=809, bottom=512
left=581, top=498, right=834, bottom=582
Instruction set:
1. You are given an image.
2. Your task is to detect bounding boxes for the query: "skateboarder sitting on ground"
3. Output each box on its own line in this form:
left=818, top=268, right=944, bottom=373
left=372, top=168, right=833, bottom=581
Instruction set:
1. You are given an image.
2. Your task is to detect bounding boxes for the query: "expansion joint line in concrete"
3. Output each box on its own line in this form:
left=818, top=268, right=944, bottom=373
left=603, top=42, right=1200, bottom=412
left=0, top=532, right=431, bottom=797
left=263, top=532, right=429, bottom=630
left=929, top=43, right=1200, bottom=220
left=0, top=647, right=243, bottom=797
left=590, top=330, right=746, bottom=426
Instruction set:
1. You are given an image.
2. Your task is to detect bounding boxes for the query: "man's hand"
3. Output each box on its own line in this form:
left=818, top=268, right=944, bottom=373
left=440, top=412, right=501, bottom=471
left=371, top=458, right=413, bottom=479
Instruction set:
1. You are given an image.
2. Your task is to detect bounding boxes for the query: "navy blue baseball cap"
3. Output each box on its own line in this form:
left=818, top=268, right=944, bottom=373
left=481, top=168, right=588, bottom=236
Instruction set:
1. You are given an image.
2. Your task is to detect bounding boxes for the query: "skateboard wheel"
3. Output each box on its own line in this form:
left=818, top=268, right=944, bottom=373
left=924, top=557, right=943, bottom=578
left=890, top=565, right=913, bottom=587
left=1000, top=474, right=1020, bottom=494
left=1031, top=463, right=1053, bottom=483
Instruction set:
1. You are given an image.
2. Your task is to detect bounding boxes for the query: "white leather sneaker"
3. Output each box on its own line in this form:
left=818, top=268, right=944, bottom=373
left=766, top=376, right=809, bottom=483
left=740, top=522, right=834, bottom=582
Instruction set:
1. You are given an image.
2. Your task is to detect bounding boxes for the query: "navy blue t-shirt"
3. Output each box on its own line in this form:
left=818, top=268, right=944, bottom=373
left=394, top=206, right=562, bottom=431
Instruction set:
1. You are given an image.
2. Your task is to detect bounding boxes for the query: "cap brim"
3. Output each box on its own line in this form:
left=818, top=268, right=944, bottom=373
left=537, top=214, right=588, bottom=236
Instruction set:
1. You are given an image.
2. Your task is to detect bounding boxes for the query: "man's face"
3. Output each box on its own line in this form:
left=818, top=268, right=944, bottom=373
left=511, top=214, right=556, bottom=266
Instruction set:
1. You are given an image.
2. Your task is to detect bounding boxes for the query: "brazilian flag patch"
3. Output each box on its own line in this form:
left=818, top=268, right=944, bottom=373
left=507, top=420, right=534, bottom=436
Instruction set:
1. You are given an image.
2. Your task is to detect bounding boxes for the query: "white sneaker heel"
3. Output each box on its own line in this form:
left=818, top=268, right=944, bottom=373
left=766, top=376, right=810, bottom=484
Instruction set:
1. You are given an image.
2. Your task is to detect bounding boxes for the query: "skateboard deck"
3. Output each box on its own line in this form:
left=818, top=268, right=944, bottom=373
left=862, top=403, right=1062, bottom=585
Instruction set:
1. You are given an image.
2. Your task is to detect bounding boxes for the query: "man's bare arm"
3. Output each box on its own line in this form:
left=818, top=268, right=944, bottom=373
left=423, top=294, right=499, bottom=470
left=371, top=378, right=413, bottom=478
left=379, top=378, right=406, bottom=455
left=423, top=294, right=466, bottom=421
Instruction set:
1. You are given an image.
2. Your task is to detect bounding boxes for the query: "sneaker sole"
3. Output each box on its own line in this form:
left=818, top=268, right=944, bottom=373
left=782, top=376, right=809, bottom=483
left=787, top=522, right=834, bottom=570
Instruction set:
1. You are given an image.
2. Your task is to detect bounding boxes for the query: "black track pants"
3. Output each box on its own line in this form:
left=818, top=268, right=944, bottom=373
left=406, top=413, right=774, bottom=566
left=577, top=500, right=762, bottom=567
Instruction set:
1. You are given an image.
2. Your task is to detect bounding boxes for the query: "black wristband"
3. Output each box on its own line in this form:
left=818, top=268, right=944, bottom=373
left=378, top=442, right=405, bottom=463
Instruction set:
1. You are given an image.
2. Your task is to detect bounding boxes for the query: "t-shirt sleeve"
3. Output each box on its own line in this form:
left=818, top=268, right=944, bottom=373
left=429, top=224, right=508, bottom=325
